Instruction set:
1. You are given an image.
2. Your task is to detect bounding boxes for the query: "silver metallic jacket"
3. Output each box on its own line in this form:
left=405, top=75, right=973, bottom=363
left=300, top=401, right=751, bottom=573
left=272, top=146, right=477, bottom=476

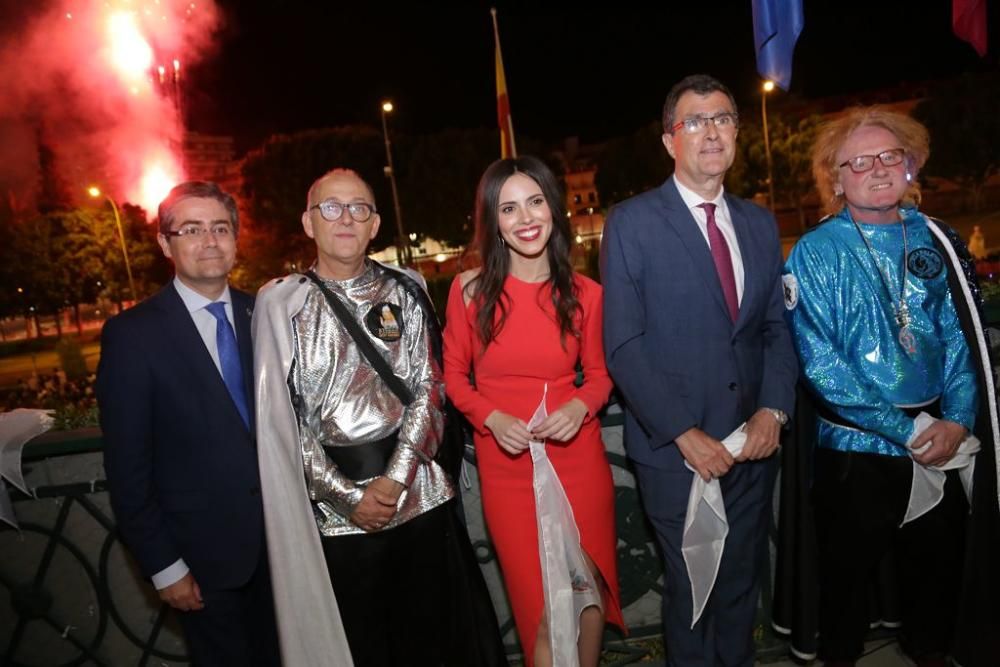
left=291, top=262, right=453, bottom=536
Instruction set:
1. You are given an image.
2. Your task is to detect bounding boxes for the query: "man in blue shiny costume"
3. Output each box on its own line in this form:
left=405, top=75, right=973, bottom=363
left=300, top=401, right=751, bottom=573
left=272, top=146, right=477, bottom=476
left=782, top=107, right=1000, bottom=667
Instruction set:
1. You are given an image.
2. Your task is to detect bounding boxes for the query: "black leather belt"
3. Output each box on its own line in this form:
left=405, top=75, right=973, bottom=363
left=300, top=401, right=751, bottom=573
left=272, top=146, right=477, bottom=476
left=816, top=399, right=941, bottom=431
left=324, top=431, right=398, bottom=481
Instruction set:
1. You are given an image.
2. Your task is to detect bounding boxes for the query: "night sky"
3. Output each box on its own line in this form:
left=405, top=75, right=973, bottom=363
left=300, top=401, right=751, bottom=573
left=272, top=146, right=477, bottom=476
left=180, top=0, right=998, bottom=153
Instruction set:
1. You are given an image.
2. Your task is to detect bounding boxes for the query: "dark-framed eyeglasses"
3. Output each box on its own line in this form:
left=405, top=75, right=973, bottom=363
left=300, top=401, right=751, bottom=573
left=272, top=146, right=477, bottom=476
left=162, top=223, right=234, bottom=239
left=670, top=112, right=739, bottom=135
left=309, top=200, right=376, bottom=223
left=838, top=148, right=906, bottom=174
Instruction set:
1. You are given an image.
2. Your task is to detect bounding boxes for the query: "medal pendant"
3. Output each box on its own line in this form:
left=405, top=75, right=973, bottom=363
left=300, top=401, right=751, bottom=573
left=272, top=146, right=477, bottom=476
left=898, top=325, right=917, bottom=354
left=895, top=304, right=911, bottom=329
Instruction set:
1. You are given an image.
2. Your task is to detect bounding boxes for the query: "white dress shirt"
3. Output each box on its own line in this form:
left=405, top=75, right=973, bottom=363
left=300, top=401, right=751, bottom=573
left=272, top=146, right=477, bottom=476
left=151, top=277, right=237, bottom=590
left=673, top=176, right=745, bottom=304
left=173, top=277, right=238, bottom=375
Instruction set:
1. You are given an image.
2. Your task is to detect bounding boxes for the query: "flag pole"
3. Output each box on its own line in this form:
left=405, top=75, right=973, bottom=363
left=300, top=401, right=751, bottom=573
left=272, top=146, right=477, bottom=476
left=491, top=7, right=517, bottom=158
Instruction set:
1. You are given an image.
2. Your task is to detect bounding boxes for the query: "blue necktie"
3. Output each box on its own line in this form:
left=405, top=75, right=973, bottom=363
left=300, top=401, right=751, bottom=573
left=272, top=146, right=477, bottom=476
left=205, top=302, right=250, bottom=429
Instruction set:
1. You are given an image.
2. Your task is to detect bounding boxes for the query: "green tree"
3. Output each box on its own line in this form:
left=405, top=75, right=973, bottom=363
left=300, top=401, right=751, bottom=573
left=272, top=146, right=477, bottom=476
left=0, top=208, right=24, bottom=334
left=67, top=204, right=168, bottom=315
left=396, top=128, right=550, bottom=247
left=5, top=212, right=75, bottom=336
left=913, top=73, right=1000, bottom=213
left=113, top=203, right=170, bottom=300
left=730, top=113, right=822, bottom=231
left=0, top=205, right=166, bottom=337
left=594, top=121, right=672, bottom=207
left=770, top=115, right=822, bottom=230
left=236, top=125, right=551, bottom=284
left=397, top=128, right=497, bottom=247
left=237, top=126, right=391, bottom=287
left=727, top=119, right=766, bottom=200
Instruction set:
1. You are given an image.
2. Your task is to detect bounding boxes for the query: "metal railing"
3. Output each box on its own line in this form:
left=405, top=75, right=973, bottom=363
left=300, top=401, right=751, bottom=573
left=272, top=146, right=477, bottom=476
left=1, top=413, right=789, bottom=666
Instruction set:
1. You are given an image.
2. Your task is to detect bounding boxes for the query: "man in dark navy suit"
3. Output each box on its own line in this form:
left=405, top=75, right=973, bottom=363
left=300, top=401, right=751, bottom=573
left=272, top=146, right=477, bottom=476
left=601, top=75, right=797, bottom=666
left=98, top=181, right=279, bottom=665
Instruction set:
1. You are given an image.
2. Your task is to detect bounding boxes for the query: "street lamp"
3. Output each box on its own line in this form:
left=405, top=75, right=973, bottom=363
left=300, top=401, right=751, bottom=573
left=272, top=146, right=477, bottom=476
left=761, top=80, right=777, bottom=212
left=380, top=101, right=412, bottom=266
left=88, top=186, right=138, bottom=305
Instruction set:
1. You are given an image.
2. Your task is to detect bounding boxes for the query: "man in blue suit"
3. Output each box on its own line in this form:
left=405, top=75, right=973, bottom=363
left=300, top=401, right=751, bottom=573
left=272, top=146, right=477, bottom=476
left=601, top=74, right=797, bottom=666
left=98, top=181, right=279, bottom=665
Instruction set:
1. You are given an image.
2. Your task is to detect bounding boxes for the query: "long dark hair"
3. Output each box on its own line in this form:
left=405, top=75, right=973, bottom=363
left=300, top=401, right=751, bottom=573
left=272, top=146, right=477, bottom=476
left=466, top=155, right=580, bottom=348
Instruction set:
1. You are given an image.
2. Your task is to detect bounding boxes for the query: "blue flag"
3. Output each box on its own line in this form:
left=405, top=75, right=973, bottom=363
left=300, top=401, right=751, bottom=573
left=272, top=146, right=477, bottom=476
left=752, top=0, right=804, bottom=90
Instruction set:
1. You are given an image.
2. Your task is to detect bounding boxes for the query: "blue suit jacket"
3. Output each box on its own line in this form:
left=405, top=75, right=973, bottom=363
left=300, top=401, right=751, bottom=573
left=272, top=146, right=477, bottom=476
left=97, top=283, right=264, bottom=590
left=600, top=178, right=797, bottom=471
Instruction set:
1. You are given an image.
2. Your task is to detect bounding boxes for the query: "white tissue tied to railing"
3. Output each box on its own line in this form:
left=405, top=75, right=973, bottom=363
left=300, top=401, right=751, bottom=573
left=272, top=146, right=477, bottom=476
left=0, top=408, right=55, bottom=528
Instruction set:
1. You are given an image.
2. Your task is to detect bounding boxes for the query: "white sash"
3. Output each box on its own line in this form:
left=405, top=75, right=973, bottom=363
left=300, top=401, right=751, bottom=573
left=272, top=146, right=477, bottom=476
left=681, top=425, right=746, bottom=628
left=527, top=385, right=601, bottom=666
left=902, top=411, right=979, bottom=525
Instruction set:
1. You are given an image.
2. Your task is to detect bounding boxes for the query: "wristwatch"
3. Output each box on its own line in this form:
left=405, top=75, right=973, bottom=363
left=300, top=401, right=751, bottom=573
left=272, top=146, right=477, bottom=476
left=766, top=408, right=789, bottom=426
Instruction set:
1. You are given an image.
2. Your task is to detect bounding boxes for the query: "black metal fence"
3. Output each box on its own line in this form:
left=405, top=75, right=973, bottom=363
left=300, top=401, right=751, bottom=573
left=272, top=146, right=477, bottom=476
left=1, top=415, right=789, bottom=666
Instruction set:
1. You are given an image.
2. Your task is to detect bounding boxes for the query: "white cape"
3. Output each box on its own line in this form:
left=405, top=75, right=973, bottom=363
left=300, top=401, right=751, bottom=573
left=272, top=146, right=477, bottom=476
left=253, top=276, right=354, bottom=667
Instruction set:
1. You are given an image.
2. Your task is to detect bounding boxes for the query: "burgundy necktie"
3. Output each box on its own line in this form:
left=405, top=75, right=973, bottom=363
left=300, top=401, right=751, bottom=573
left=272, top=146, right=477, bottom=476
left=698, top=202, right=739, bottom=322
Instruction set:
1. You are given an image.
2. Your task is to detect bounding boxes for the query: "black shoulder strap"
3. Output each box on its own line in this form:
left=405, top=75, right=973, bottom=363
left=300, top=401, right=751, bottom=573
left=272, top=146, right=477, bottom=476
left=304, top=270, right=414, bottom=406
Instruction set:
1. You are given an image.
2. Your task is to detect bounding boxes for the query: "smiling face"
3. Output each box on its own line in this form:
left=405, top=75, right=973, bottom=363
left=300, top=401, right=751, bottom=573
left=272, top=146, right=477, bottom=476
left=496, top=172, right=553, bottom=264
left=302, top=171, right=381, bottom=279
left=157, top=196, right=237, bottom=298
left=662, top=90, right=738, bottom=197
left=835, top=124, right=909, bottom=224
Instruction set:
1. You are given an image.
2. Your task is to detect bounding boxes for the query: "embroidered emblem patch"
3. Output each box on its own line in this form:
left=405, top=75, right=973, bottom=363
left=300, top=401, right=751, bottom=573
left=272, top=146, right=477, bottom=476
left=782, top=274, right=799, bottom=310
left=907, top=247, right=944, bottom=279
left=365, top=302, right=403, bottom=342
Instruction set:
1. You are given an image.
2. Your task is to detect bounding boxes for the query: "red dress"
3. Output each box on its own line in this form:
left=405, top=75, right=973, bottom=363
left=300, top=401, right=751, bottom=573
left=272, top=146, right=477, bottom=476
left=442, top=272, right=623, bottom=664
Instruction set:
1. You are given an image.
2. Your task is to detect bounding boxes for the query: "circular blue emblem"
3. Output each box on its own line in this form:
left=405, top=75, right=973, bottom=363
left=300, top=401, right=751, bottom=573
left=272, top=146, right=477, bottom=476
left=907, top=247, right=944, bottom=280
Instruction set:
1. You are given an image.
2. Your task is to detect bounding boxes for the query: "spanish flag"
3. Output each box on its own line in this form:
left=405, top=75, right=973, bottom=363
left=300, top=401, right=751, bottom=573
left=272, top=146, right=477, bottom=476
left=491, top=8, right=516, bottom=159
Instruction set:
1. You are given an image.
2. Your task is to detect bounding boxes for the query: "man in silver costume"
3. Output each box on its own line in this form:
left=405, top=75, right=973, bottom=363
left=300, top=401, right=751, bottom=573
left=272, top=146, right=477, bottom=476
left=252, top=169, right=504, bottom=667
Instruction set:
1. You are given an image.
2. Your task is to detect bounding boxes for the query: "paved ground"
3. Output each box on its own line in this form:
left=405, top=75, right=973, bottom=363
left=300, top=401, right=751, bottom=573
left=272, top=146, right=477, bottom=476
left=634, top=638, right=910, bottom=666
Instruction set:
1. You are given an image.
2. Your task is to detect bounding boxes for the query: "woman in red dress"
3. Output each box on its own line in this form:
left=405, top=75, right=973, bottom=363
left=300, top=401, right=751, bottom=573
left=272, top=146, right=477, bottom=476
left=443, top=156, right=622, bottom=666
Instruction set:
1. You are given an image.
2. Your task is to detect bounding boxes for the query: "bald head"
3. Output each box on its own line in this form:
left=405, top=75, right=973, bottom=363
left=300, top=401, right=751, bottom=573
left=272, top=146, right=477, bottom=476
left=306, top=168, right=376, bottom=210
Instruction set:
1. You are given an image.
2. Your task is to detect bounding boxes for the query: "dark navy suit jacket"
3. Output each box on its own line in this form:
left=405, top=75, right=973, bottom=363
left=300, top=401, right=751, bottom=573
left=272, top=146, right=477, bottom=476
left=601, top=178, right=797, bottom=470
left=97, top=283, right=263, bottom=590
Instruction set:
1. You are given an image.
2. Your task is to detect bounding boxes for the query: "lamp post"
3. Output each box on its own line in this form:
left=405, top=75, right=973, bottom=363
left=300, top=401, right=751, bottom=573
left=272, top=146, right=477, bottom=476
left=379, top=101, right=411, bottom=267
left=88, top=186, right=138, bottom=305
left=761, top=80, right=776, bottom=212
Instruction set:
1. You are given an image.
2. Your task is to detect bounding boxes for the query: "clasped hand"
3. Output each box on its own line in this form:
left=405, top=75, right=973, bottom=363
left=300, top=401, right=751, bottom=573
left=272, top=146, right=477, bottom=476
left=675, top=428, right=734, bottom=482
left=349, top=476, right=403, bottom=532
left=676, top=409, right=780, bottom=482
left=485, top=399, right=589, bottom=455
left=158, top=572, right=203, bottom=612
left=738, top=408, right=781, bottom=461
left=910, top=419, right=967, bottom=468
